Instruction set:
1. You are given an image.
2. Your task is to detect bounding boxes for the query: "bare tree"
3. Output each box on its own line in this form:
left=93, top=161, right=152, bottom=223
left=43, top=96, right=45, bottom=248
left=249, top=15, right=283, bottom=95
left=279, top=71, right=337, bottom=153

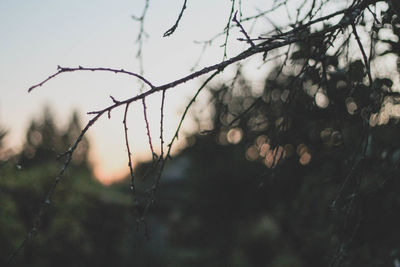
left=9, top=0, right=400, bottom=265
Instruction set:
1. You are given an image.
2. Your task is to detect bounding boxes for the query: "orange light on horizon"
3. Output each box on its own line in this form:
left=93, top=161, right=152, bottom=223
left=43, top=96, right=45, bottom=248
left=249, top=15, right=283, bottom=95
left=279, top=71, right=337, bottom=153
left=91, top=136, right=190, bottom=185
left=94, top=166, right=128, bottom=185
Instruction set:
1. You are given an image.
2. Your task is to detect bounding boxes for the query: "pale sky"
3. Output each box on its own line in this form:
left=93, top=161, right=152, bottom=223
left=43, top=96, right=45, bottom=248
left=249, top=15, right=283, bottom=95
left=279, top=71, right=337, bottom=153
left=4, top=1, right=388, bottom=184
left=1, top=0, right=282, bottom=183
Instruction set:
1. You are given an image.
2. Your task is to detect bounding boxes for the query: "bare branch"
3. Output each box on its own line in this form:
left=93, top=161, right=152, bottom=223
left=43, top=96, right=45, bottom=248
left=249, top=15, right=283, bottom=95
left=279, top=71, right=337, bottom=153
left=142, top=70, right=222, bottom=220
left=163, top=0, right=188, bottom=37
left=142, top=98, right=157, bottom=159
left=32, top=2, right=371, bottom=129
left=351, top=23, right=373, bottom=86
left=133, top=0, right=150, bottom=92
left=222, top=0, right=236, bottom=59
left=159, top=89, right=166, bottom=158
left=232, top=11, right=256, bottom=48
left=122, top=103, right=136, bottom=194
left=28, top=66, right=155, bottom=92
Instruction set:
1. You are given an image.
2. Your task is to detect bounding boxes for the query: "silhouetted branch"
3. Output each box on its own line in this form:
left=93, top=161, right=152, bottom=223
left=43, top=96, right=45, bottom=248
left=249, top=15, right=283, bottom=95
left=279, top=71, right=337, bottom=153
left=222, top=0, right=237, bottom=59
left=28, top=66, right=155, bottom=92
left=163, top=0, right=188, bottom=37
left=132, top=0, right=150, bottom=61
left=141, top=70, right=222, bottom=220
left=122, top=103, right=136, bottom=194
left=142, top=98, right=157, bottom=159
left=159, top=89, right=166, bottom=158
left=232, top=11, right=255, bottom=48
left=351, top=22, right=373, bottom=86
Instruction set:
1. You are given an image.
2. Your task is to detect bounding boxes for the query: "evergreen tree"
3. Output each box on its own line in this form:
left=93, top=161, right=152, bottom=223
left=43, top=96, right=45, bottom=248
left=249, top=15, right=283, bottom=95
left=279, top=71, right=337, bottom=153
left=62, top=110, right=90, bottom=167
left=19, top=107, right=89, bottom=169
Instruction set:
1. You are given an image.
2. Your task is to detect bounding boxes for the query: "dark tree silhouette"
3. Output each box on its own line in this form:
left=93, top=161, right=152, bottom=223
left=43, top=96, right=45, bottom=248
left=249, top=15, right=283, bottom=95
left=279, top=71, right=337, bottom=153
left=18, top=107, right=90, bottom=169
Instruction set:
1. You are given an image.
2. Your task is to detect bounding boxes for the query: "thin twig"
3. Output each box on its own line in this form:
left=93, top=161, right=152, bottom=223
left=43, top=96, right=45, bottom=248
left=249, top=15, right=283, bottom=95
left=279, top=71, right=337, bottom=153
left=132, top=0, right=150, bottom=92
left=122, top=103, right=143, bottom=230
left=159, top=90, right=166, bottom=158
left=142, top=70, right=222, bottom=218
left=351, top=22, right=373, bottom=86
left=232, top=11, right=255, bottom=48
left=142, top=98, right=157, bottom=159
left=241, top=1, right=285, bottom=23
left=222, top=0, right=236, bottom=60
left=122, top=103, right=136, bottom=194
left=163, top=0, right=188, bottom=37
left=28, top=66, right=155, bottom=92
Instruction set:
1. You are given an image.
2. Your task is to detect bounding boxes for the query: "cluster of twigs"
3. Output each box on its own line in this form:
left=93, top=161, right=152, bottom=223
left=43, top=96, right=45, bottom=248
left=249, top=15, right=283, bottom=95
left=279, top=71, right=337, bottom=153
left=9, top=0, right=391, bottom=265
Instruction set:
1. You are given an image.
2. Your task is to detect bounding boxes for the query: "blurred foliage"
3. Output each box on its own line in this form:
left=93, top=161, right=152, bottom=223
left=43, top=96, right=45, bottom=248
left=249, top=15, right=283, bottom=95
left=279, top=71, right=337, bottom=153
left=0, top=109, right=162, bottom=267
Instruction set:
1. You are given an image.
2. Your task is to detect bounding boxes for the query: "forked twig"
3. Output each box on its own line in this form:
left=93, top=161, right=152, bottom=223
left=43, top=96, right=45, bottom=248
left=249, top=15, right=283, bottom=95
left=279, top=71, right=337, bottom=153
left=141, top=70, right=222, bottom=218
left=232, top=11, right=256, bottom=48
left=163, top=0, right=188, bottom=37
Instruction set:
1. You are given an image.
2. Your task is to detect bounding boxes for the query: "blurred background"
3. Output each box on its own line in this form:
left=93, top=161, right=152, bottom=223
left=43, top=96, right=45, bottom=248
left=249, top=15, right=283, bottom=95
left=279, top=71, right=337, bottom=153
left=2, top=0, right=400, bottom=266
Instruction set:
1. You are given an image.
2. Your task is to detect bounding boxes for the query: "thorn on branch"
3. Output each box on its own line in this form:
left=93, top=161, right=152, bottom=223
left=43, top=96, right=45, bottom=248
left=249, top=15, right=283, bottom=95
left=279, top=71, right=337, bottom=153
left=56, top=147, right=73, bottom=160
left=263, top=51, right=268, bottom=61
left=87, top=110, right=101, bottom=115
left=110, top=95, right=121, bottom=104
left=131, top=15, right=142, bottom=21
